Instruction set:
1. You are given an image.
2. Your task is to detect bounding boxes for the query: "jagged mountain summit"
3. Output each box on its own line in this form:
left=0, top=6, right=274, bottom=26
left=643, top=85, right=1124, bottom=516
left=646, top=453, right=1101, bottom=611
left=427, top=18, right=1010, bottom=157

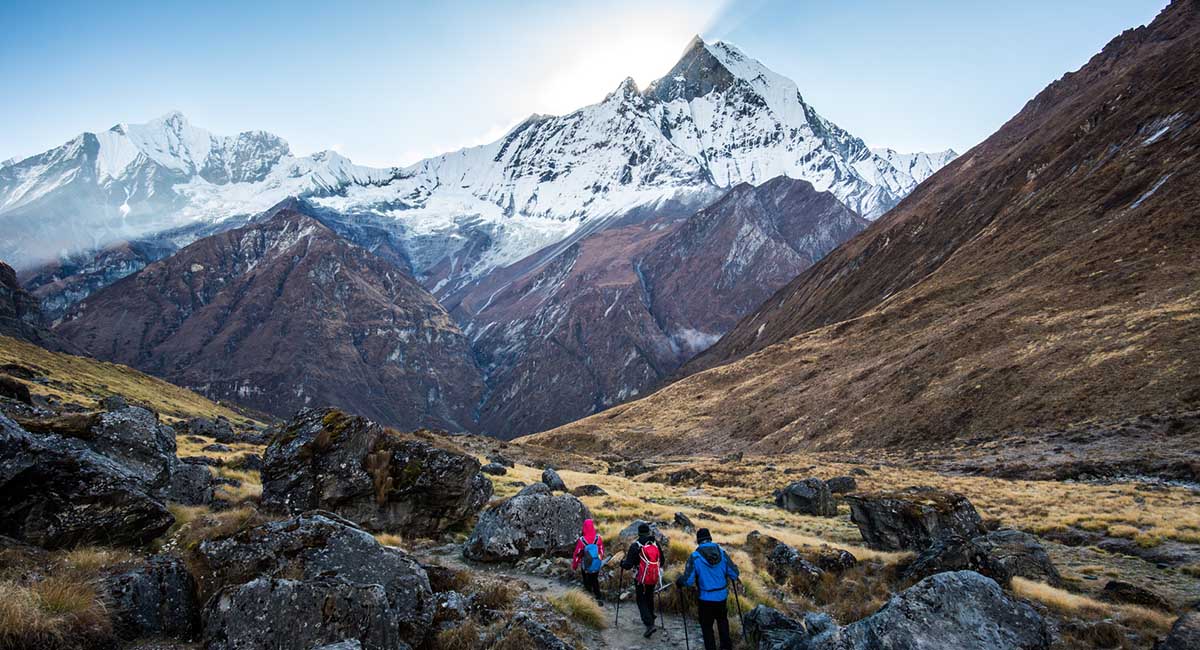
left=53, top=203, right=483, bottom=431
left=4, top=36, right=953, bottom=310
left=531, top=0, right=1200, bottom=455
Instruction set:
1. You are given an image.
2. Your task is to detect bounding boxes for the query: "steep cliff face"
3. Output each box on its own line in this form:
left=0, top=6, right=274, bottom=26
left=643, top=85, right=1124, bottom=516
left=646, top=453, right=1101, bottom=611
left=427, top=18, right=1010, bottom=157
left=55, top=208, right=483, bottom=431
left=0, top=261, right=73, bottom=352
left=530, top=0, right=1200, bottom=455
left=459, top=177, right=867, bottom=438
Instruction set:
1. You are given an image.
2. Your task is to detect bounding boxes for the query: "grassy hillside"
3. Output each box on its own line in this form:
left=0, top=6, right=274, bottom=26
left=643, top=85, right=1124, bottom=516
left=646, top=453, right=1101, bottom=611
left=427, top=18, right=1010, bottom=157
left=0, top=335, right=261, bottom=427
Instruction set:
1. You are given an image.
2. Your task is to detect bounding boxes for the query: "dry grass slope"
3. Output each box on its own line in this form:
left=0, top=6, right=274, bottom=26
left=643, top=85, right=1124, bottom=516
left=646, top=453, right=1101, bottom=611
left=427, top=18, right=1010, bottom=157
left=0, top=334, right=259, bottom=427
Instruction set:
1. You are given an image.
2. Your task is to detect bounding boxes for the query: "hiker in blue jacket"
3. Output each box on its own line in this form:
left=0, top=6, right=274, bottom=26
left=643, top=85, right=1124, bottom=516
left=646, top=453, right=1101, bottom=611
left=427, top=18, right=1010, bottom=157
left=676, top=528, right=740, bottom=650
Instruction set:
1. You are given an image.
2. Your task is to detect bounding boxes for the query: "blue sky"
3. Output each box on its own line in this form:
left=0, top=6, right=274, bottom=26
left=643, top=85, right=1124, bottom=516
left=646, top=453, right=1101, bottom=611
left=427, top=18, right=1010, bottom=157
left=0, top=0, right=1168, bottom=167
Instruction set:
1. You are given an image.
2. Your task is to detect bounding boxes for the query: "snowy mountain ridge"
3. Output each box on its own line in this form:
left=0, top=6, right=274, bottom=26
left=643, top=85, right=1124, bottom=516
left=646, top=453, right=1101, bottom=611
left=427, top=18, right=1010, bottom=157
left=1, top=37, right=955, bottom=295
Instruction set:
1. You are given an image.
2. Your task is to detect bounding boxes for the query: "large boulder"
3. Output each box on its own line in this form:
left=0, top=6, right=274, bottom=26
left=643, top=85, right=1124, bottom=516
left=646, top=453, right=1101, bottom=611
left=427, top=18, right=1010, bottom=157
left=495, top=613, right=574, bottom=650
left=764, top=542, right=825, bottom=592
left=102, top=554, right=200, bottom=640
left=185, top=416, right=235, bottom=443
left=196, top=511, right=434, bottom=648
left=1155, top=611, right=1200, bottom=650
left=973, top=528, right=1062, bottom=587
left=775, top=479, right=837, bottom=517
left=903, top=534, right=1012, bottom=586
left=845, top=487, right=986, bottom=551
left=261, top=408, right=492, bottom=536
left=541, top=467, right=567, bottom=491
left=617, top=519, right=671, bottom=550
left=203, top=577, right=402, bottom=650
left=463, top=484, right=590, bottom=561
left=826, top=476, right=857, bottom=494
left=744, top=604, right=807, bottom=650
left=0, top=414, right=174, bottom=547
left=755, top=571, right=1050, bottom=650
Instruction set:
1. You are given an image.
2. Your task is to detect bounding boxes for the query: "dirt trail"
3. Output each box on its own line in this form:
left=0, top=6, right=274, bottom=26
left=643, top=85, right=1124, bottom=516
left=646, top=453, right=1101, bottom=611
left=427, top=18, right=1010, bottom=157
left=419, top=545, right=699, bottom=650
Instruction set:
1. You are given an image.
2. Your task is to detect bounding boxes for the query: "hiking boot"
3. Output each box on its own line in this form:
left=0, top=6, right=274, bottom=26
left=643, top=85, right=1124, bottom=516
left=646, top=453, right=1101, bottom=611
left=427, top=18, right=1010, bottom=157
left=643, top=625, right=657, bottom=638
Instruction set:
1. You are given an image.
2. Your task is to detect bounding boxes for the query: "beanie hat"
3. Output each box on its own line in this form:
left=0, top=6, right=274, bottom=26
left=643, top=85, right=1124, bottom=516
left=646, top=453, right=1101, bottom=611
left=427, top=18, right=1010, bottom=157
left=696, top=528, right=712, bottom=544
left=637, top=523, right=651, bottom=537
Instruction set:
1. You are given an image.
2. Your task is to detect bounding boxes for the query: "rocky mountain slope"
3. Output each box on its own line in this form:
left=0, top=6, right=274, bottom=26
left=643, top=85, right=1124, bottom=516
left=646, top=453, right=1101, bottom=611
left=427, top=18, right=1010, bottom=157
left=54, top=203, right=483, bottom=431
left=459, top=176, right=868, bottom=437
left=3, top=37, right=952, bottom=316
left=0, top=261, right=78, bottom=353
left=530, top=0, right=1200, bottom=455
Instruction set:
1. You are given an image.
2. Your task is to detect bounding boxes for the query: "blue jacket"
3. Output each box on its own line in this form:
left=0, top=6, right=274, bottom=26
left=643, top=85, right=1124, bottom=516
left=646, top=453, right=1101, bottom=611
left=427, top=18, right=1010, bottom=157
left=678, top=542, right=740, bottom=602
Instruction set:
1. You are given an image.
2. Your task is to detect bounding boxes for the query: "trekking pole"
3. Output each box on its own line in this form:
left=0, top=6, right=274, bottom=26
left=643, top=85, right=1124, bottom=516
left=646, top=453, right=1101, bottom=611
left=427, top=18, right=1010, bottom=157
left=678, top=586, right=691, bottom=650
left=732, top=580, right=747, bottom=643
left=614, top=567, right=623, bottom=627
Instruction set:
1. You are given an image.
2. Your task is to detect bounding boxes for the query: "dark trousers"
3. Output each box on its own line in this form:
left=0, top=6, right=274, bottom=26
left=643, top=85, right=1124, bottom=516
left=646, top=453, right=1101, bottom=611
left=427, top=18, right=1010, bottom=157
left=581, top=571, right=602, bottom=602
left=698, top=599, right=732, bottom=650
left=634, top=583, right=656, bottom=627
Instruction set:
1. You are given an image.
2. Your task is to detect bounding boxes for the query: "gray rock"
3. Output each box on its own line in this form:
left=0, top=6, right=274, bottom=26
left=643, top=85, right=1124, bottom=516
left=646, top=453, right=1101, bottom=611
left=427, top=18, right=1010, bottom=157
left=202, top=443, right=232, bottom=453
left=973, top=529, right=1062, bottom=586
left=571, top=484, right=607, bottom=497
left=618, top=519, right=670, bottom=550
left=312, top=642, right=363, bottom=650
left=826, top=476, right=857, bottom=494
left=488, top=454, right=515, bottom=468
left=0, top=414, right=174, bottom=547
left=102, top=555, right=199, bottom=640
left=100, top=395, right=128, bottom=411
left=1155, top=611, right=1200, bottom=650
left=481, top=462, right=508, bottom=476
left=668, top=467, right=701, bottom=485
left=1102, top=580, right=1173, bottom=611
left=622, top=460, right=649, bottom=477
left=496, top=613, right=574, bottom=650
left=203, top=577, right=404, bottom=650
left=261, top=408, right=492, bottom=537
left=463, top=489, right=590, bottom=561
left=762, top=571, right=1050, bottom=650
left=775, top=479, right=837, bottom=517
left=765, top=542, right=825, bottom=592
left=186, top=416, right=234, bottom=443
left=0, top=376, right=32, bottom=404
left=744, top=604, right=806, bottom=650
left=541, top=467, right=567, bottom=491
left=163, top=462, right=216, bottom=506
left=845, top=487, right=986, bottom=551
left=196, top=511, right=433, bottom=646
left=903, top=534, right=1012, bottom=586
left=674, top=511, right=696, bottom=531
left=227, top=452, right=263, bottom=472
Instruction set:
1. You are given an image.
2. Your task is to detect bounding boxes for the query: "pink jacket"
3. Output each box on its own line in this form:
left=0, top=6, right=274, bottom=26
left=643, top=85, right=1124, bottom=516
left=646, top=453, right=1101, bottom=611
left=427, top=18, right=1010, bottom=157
left=571, top=519, right=605, bottom=571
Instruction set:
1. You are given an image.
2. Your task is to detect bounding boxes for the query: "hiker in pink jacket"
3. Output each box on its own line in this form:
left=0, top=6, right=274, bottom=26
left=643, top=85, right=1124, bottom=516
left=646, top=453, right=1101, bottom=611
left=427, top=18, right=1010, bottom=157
left=571, top=518, right=606, bottom=603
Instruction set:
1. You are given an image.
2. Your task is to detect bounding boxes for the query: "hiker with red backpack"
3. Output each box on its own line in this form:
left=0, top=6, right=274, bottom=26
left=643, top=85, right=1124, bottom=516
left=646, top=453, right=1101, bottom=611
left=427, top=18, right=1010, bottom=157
left=619, top=523, right=664, bottom=638
left=571, top=519, right=606, bottom=603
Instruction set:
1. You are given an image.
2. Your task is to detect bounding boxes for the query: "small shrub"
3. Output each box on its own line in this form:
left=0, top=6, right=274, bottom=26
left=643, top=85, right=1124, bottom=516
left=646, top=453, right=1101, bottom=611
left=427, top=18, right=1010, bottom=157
left=471, top=581, right=516, bottom=611
left=0, top=578, right=112, bottom=650
left=434, top=620, right=481, bottom=650
left=550, top=588, right=607, bottom=629
left=491, top=624, right=536, bottom=650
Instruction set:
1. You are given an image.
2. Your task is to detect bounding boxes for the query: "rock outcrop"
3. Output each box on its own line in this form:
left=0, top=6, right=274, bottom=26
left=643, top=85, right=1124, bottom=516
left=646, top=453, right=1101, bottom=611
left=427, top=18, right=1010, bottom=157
left=196, top=512, right=434, bottom=649
left=775, top=479, right=837, bottom=517
left=1155, top=611, right=1200, bottom=650
left=463, top=483, right=590, bottom=562
left=261, top=408, right=492, bottom=536
left=749, top=571, right=1050, bottom=650
left=541, top=467, right=567, bottom=492
left=0, top=414, right=174, bottom=547
left=845, top=488, right=985, bottom=551
left=102, top=555, right=200, bottom=640
left=903, top=534, right=1012, bottom=586
left=617, top=519, right=671, bottom=550
left=1103, top=580, right=1173, bottom=611
left=974, top=528, right=1062, bottom=587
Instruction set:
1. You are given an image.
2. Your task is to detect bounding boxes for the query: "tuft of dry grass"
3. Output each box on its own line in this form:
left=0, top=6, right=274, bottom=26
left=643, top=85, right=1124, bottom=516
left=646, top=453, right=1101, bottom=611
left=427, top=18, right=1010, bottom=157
left=550, top=589, right=608, bottom=629
left=470, top=581, right=517, bottom=612
left=374, top=533, right=406, bottom=548
left=55, top=547, right=135, bottom=578
left=433, top=620, right=482, bottom=650
left=0, top=578, right=112, bottom=650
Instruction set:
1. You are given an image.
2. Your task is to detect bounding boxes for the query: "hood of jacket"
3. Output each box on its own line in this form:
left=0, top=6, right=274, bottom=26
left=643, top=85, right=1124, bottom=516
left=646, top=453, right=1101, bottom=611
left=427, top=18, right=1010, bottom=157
left=581, top=519, right=597, bottom=543
left=697, top=542, right=723, bottom=566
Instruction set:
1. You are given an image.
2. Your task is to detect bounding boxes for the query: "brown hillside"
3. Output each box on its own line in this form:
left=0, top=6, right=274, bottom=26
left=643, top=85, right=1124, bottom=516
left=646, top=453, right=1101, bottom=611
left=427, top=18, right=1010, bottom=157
left=529, top=0, right=1200, bottom=455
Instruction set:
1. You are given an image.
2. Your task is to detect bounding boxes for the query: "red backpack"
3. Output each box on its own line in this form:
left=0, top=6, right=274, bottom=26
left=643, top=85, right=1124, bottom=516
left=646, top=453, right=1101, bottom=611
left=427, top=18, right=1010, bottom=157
left=636, top=541, right=662, bottom=586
